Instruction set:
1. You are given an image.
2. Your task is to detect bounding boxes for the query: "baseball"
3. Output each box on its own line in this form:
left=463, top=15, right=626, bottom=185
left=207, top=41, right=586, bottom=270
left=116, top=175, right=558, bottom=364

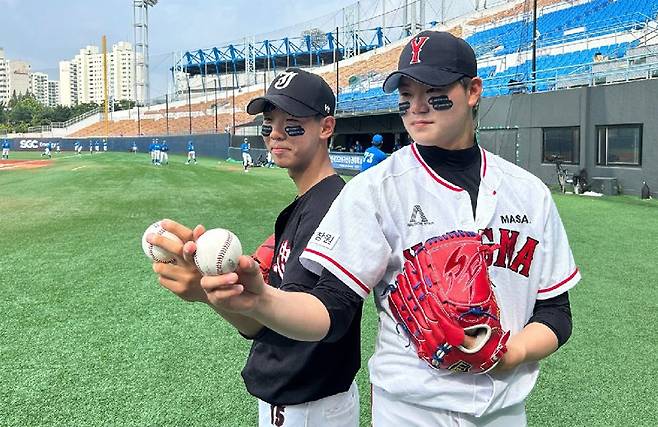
left=194, top=228, right=243, bottom=276
left=141, top=221, right=183, bottom=263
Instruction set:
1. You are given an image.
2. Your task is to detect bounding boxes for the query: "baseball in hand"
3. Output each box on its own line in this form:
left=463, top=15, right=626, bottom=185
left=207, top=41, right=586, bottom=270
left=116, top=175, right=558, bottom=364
left=141, top=221, right=183, bottom=263
left=194, top=228, right=243, bottom=276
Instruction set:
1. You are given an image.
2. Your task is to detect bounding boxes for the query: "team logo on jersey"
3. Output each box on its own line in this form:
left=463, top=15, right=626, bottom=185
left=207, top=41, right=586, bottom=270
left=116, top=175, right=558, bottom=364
left=409, top=36, right=430, bottom=64
left=407, top=205, right=434, bottom=227
left=481, top=228, right=539, bottom=278
left=274, top=239, right=292, bottom=278
left=273, top=71, right=298, bottom=89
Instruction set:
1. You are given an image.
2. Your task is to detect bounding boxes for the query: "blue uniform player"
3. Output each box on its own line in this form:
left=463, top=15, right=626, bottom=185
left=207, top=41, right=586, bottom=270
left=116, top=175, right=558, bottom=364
left=89, top=141, right=94, bottom=154
left=1, top=139, right=10, bottom=160
left=153, top=141, right=162, bottom=166
left=94, top=140, right=100, bottom=153
left=240, top=138, right=252, bottom=172
left=360, top=134, right=387, bottom=172
left=186, top=141, right=197, bottom=164
left=132, top=141, right=138, bottom=154
left=160, top=140, right=169, bottom=165
left=103, top=140, right=108, bottom=152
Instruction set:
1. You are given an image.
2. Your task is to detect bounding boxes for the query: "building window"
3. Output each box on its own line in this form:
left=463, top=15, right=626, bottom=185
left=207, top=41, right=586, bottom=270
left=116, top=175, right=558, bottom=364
left=542, top=127, right=580, bottom=164
left=597, top=124, right=642, bottom=166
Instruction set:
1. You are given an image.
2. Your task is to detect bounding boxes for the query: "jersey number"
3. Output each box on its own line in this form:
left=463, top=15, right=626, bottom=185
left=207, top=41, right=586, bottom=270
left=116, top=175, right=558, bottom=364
left=270, top=404, right=285, bottom=426
left=364, top=152, right=374, bottom=163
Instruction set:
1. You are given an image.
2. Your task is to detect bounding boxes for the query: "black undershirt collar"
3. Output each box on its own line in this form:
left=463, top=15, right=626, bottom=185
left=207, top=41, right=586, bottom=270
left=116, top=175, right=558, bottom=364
left=416, top=142, right=482, bottom=217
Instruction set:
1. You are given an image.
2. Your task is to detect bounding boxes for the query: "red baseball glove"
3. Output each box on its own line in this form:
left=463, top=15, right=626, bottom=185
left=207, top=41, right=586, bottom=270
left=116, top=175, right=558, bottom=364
left=388, top=231, right=509, bottom=374
left=252, top=234, right=275, bottom=285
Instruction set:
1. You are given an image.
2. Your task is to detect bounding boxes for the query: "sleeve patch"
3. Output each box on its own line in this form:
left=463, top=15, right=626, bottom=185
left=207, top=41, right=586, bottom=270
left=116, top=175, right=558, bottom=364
left=310, top=230, right=340, bottom=251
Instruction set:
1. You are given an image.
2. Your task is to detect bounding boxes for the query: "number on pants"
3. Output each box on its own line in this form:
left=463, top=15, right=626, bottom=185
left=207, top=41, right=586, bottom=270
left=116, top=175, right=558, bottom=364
left=270, top=404, right=285, bottom=426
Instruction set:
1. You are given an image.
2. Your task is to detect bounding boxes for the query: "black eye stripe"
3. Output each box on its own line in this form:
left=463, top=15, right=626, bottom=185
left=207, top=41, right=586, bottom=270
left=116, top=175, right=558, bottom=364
left=284, top=125, right=305, bottom=136
left=429, top=96, right=453, bottom=111
left=261, top=124, right=273, bottom=137
left=261, top=124, right=306, bottom=137
left=399, top=101, right=410, bottom=116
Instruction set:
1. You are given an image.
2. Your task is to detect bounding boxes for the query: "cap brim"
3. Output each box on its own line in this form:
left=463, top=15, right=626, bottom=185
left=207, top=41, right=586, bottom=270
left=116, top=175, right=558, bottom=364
left=246, top=94, right=319, bottom=117
left=383, top=66, right=465, bottom=93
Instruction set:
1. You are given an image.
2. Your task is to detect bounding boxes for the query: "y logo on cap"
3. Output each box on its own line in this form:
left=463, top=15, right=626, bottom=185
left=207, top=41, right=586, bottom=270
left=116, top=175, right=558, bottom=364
left=409, top=36, right=430, bottom=65
left=274, top=71, right=299, bottom=89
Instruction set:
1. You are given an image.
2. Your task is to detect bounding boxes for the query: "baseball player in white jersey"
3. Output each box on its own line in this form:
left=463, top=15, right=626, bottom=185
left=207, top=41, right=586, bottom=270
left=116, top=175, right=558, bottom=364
left=41, top=142, right=52, bottom=158
left=187, top=32, right=579, bottom=426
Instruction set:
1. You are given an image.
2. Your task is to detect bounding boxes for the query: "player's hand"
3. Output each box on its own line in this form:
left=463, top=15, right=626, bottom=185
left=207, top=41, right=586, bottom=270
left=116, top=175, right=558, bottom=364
left=199, top=255, right=267, bottom=314
left=148, top=219, right=207, bottom=303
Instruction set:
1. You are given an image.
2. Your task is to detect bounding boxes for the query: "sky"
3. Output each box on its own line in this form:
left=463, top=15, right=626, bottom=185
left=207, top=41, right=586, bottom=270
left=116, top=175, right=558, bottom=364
left=0, top=0, right=357, bottom=96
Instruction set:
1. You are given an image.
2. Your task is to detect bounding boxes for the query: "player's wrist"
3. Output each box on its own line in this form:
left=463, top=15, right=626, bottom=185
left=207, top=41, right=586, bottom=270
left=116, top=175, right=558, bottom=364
left=497, top=339, right=527, bottom=371
left=247, top=283, right=276, bottom=319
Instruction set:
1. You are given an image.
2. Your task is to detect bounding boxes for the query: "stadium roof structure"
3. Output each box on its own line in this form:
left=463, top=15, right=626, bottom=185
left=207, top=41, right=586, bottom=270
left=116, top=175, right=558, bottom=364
left=174, top=27, right=389, bottom=76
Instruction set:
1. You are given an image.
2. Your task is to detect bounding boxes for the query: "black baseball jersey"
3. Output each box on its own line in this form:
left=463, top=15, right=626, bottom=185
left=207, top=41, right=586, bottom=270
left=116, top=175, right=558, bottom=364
left=241, top=174, right=363, bottom=405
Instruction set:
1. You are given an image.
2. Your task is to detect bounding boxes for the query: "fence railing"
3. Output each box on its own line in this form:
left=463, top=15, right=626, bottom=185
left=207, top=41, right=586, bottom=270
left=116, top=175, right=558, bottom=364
left=25, top=107, right=101, bottom=134
left=51, top=107, right=100, bottom=129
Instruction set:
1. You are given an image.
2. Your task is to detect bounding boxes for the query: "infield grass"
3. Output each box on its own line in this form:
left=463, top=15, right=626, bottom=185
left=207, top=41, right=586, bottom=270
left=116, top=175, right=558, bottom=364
left=1, top=152, right=656, bottom=426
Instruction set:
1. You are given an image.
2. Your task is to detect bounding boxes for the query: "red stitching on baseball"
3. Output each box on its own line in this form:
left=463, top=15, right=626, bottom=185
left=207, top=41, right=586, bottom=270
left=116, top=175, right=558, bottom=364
left=215, top=232, right=232, bottom=274
left=149, top=225, right=174, bottom=264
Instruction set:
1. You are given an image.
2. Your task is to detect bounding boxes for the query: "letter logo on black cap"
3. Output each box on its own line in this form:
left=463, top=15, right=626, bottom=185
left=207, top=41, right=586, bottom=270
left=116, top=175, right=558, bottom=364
left=409, top=36, right=430, bottom=65
left=274, top=71, right=299, bottom=89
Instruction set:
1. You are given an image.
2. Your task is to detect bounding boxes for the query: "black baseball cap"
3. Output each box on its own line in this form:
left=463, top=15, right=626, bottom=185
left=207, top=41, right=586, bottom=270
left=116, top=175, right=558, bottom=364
left=247, top=68, right=335, bottom=117
left=383, top=31, right=477, bottom=93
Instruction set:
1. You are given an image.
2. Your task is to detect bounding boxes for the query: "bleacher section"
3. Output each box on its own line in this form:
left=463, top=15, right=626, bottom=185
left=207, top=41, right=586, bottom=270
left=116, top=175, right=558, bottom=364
left=337, top=0, right=658, bottom=114
left=466, top=0, right=658, bottom=56
left=73, top=0, right=658, bottom=135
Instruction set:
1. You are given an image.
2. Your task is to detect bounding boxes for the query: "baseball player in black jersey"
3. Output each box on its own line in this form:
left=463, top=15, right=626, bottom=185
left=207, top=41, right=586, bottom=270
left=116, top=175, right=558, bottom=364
left=147, top=68, right=362, bottom=426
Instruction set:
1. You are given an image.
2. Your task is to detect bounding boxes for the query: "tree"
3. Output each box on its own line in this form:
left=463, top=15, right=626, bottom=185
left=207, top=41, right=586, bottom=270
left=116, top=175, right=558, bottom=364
left=0, top=102, right=6, bottom=125
left=9, top=96, right=43, bottom=126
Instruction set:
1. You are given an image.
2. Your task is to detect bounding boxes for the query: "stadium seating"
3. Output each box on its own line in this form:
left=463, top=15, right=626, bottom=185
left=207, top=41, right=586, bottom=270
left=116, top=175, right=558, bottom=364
left=72, top=0, right=658, bottom=135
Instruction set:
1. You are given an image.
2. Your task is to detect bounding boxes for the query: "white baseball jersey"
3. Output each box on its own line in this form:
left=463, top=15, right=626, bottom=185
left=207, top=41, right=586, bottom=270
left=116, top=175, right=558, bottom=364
left=300, top=143, right=580, bottom=417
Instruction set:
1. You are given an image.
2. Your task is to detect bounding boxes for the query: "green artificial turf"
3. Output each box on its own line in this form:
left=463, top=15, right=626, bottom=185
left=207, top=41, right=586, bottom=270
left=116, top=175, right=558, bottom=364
left=1, top=151, right=656, bottom=426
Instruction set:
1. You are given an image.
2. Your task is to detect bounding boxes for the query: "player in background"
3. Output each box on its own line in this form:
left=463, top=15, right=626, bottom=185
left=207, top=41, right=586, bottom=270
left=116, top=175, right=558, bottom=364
left=160, top=140, right=169, bottom=165
left=1, top=139, right=10, bottom=159
left=76, top=140, right=83, bottom=155
left=266, top=150, right=274, bottom=168
left=41, top=142, right=52, bottom=159
left=132, top=141, right=138, bottom=154
left=89, top=141, right=93, bottom=154
left=360, top=134, right=387, bottom=172
left=240, top=137, right=252, bottom=172
left=197, top=31, right=579, bottom=426
left=94, top=140, right=100, bottom=153
left=103, top=140, right=108, bottom=152
left=56, top=143, right=61, bottom=154
left=147, top=68, right=362, bottom=426
left=186, top=140, right=197, bottom=164
left=153, top=139, right=162, bottom=166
